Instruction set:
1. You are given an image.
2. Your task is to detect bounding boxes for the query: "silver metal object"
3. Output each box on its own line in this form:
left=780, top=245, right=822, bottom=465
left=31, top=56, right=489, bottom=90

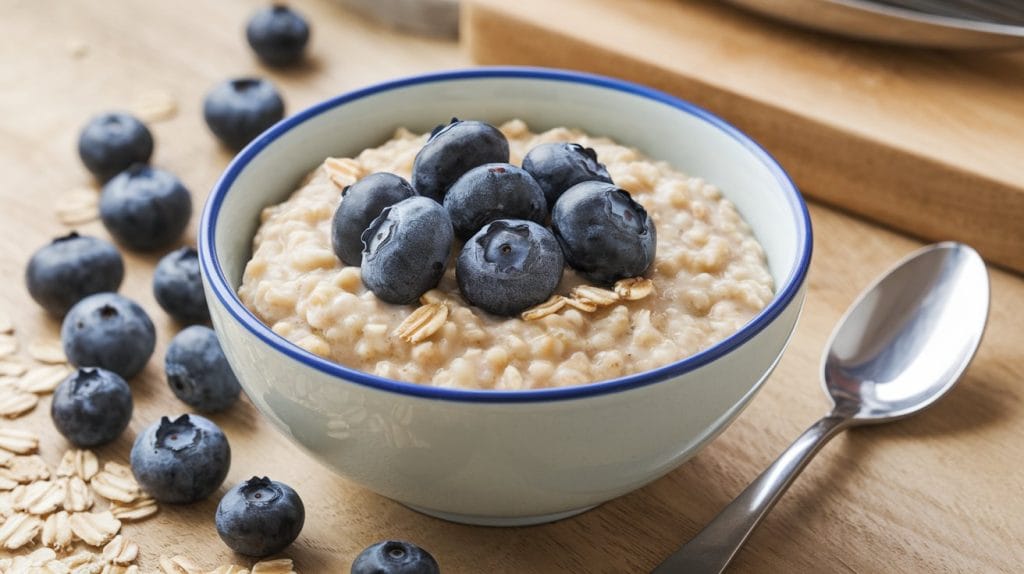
left=725, top=0, right=1024, bottom=49
left=334, top=0, right=459, bottom=38
left=653, top=242, right=990, bottom=574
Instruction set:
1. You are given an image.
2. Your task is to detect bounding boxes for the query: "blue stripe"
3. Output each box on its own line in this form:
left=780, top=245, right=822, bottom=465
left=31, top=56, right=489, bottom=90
left=198, top=66, right=813, bottom=404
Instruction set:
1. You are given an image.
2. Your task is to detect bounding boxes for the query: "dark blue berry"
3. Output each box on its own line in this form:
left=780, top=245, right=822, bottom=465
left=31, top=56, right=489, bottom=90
left=522, top=142, right=612, bottom=208
left=351, top=540, right=440, bottom=574
left=332, top=173, right=416, bottom=266
left=361, top=197, right=453, bottom=305
left=154, top=247, right=209, bottom=323
left=61, top=293, right=156, bottom=380
left=246, top=5, right=310, bottom=68
left=130, top=414, right=231, bottom=504
left=456, top=219, right=563, bottom=316
left=77, top=112, right=154, bottom=182
left=411, top=119, right=509, bottom=202
left=51, top=368, right=133, bottom=448
left=215, top=476, right=305, bottom=557
left=203, top=77, right=285, bottom=151
left=165, top=326, right=241, bottom=413
left=443, top=163, right=547, bottom=240
left=25, top=232, right=124, bottom=316
left=551, top=181, right=656, bottom=285
left=99, top=165, right=193, bottom=252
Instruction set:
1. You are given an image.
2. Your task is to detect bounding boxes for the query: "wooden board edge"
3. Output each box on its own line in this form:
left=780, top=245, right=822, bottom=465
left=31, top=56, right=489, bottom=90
left=461, top=0, right=1024, bottom=274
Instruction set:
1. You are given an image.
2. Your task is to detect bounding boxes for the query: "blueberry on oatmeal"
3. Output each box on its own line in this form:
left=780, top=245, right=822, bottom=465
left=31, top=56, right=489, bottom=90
left=130, top=414, right=231, bottom=504
left=331, top=172, right=416, bottom=266
left=25, top=232, right=124, bottom=316
left=456, top=219, right=563, bottom=316
left=522, top=141, right=613, bottom=208
left=360, top=196, right=453, bottom=305
left=551, top=181, right=656, bottom=285
left=443, top=163, right=547, bottom=241
left=411, top=119, right=509, bottom=202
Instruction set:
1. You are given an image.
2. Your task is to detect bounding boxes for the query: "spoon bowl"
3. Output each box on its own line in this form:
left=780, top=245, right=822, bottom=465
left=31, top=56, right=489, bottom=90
left=655, top=242, right=990, bottom=573
left=824, top=242, right=990, bottom=423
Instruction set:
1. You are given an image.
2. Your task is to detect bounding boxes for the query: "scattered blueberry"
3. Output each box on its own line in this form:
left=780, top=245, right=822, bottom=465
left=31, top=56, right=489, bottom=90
left=61, top=293, right=156, bottom=380
left=246, top=4, right=310, bottom=68
left=203, top=77, right=285, bottom=150
left=130, top=414, right=231, bottom=504
left=215, top=476, right=305, bottom=557
left=456, top=219, right=563, bottom=316
left=522, top=142, right=612, bottom=208
left=51, top=368, right=133, bottom=448
left=361, top=196, right=453, bottom=305
left=331, top=172, right=416, bottom=266
left=351, top=540, right=440, bottom=574
left=165, top=326, right=241, bottom=413
left=411, top=119, right=509, bottom=202
left=77, top=112, right=154, bottom=181
left=443, top=163, right=547, bottom=241
left=551, top=181, right=656, bottom=284
left=154, top=247, right=209, bottom=323
left=99, top=164, right=193, bottom=252
left=25, top=232, right=124, bottom=316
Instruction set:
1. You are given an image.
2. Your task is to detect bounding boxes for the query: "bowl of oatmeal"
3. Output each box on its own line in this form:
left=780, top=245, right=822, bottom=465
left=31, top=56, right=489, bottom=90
left=199, top=67, right=812, bottom=525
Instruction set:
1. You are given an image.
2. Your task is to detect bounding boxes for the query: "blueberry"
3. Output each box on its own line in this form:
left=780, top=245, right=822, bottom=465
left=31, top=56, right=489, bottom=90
left=165, top=326, right=241, bottom=413
left=443, top=163, right=547, bottom=241
left=551, top=181, right=656, bottom=285
left=77, top=112, right=154, bottom=182
left=522, top=142, right=613, bottom=208
left=61, top=293, right=156, bottom=380
left=361, top=197, right=453, bottom=305
left=332, top=173, right=416, bottom=266
left=51, top=368, right=132, bottom=448
left=25, top=232, right=124, bottom=316
left=246, top=5, right=310, bottom=68
left=351, top=540, right=440, bottom=574
left=215, top=476, right=304, bottom=557
left=154, top=247, right=209, bottom=323
left=456, top=219, right=563, bottom=316
left=130, top=414, right=230, bottom=504
left=100, top=165, right=193, bottom=252
left=204, top=78, right=285, bottom=151
left=411, top=119, right=509, bottom=202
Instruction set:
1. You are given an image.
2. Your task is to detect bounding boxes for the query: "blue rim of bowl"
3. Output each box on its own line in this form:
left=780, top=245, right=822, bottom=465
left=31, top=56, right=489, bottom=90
left=199, top=66, right=813, bottom=404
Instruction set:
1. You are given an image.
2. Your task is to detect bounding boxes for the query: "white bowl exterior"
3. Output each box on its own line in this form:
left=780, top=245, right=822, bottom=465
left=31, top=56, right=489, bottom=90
left=203, top=73, right=808, bottom=521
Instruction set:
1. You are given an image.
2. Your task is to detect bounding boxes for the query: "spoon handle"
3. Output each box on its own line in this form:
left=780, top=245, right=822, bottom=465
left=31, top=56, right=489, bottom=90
left=652, top=411, right=854, bottom=574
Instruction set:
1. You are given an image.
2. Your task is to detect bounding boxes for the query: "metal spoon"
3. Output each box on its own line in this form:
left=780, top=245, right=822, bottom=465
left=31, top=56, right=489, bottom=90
left=653, top=241, right=990, bottom=574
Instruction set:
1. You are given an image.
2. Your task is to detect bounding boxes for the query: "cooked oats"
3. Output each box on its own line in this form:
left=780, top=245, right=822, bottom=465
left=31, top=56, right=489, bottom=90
left=239, top=121, right=774, bottom=390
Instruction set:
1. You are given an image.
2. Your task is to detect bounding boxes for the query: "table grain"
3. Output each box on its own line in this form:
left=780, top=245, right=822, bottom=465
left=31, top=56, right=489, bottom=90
left=1, top=1, right=1022, bottom=572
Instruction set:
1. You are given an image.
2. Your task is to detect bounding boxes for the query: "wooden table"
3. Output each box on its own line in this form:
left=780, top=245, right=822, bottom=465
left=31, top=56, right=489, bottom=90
left=2, top=1, right=1022, bottom=572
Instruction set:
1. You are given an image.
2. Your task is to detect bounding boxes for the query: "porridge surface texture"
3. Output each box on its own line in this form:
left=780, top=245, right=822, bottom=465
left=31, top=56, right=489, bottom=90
left=238, top=120, right=774, bottom=390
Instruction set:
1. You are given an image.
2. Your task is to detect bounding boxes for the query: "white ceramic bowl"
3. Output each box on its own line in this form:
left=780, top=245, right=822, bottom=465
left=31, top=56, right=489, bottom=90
left=199, top=68, right=812, bottom=526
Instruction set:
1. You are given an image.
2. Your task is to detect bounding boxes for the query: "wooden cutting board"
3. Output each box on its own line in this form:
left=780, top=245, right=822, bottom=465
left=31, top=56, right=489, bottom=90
left=463, top=0, right=1024, bottom=274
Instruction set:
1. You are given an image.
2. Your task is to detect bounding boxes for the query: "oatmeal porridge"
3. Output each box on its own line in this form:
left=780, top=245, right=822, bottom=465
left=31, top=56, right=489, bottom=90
left=238, top=120, right=774, bottom=390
